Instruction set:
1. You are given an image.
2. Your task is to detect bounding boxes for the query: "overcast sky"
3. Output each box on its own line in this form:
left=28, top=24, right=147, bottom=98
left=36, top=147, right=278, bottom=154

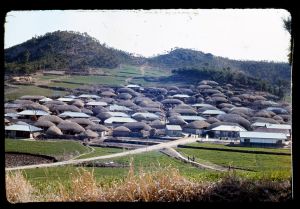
left=5, top=9, right=291, bottom=62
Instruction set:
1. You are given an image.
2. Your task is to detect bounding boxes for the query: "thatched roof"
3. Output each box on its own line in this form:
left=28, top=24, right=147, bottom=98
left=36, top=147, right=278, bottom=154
left=172, top=108, right=198, bottom=115
left=92, top=106, right=109, bottom=115
left=86, top=124, right=109, bottom=132
left=254, top=110, right=273, bottom=118
left=168, top=86, right=180, bottom=91
left=117, top=93, right=133, bottom=100
left=208, top=121, right=241, bottom=130
left=5, top=118, right=10, bottom=123
left=14, top=99, right=34, bottom=104
left=206, top=117, right=221, bottom=124
left=161, top=99, right=183, bottom=105
left=218, top=103, right=235, bottom=109
left=230, top=97, right=242, bottom=103
left=197, top=106, right=218, bottom=113
left=67, top=118, right=96, bottom=126
left=199, top=80, right=219, bottom=86
left=197, top=84, right=212, bottom=90
left=57, top=121, right=85, bottom=133
left=113, top=126, right=131, bottom=132
left=273, top=115, right=284, bottom=121
left=117, top=100, right=137, bottom=107
left=72, top=99, right=84, bottom=108
left=20, top=95, right=46, bottom=100
left=229, top=107, right=254, bottom=116
left=98, top=98, right=115, bottom=104
left=81, top=108, right=93, bottom=115
left=123, top=122, right=152, bottom=132
left=176, top=104, right=195, bottom=110
left=184, top=120, right=210, bottom=129
left=34, top=120, right=55, bottom=128
left=217, top=113, right=251, bottom=130
left=46, top=126, right=63, bottom=136
left=250, top=117, right=280, bottom=124
left=180, top=89, right=194, bottom=95
left=56, top=105, right=81, bottom=112
left=38, top=115, right=64, bottom=124
left=137, top=107, right=162, bottom=113
left=80, top=130, right=99, bottom=138
left=211, top=96, right=228, bottom=103
left=5, top=108, right=18, bottom=113
left=211, top=93, right=226, bottom=98
left=101, top=91, right=117, bottom=97
left=22, top=103, right=50, bottom=112
left=117, top=87, right=136, bottom=94
left=167, top=116, right=188, bottom=125
left=96, top=112, right=112, bottom=121
left=149, top=119, right=166, bottom=129
left=44, top=100, right=66, bottom=106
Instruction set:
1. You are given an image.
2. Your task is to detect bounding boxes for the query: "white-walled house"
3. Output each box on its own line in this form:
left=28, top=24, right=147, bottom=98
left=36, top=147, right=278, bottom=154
left=239, top=131, right=286, bottom=146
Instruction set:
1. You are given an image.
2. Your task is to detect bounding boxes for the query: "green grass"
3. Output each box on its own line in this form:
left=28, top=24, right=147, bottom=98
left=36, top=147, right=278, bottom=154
left=185, top=142, right=291, bottom=154
left=5, top=138, right=90, bottom=160
left=176, top=147, right=292, bottom=173
left=60, top=75, right=127, bottom=86
left=5, top=85, right=67, bottom=101
left=48, top=82, right=83, bottom=89
left=75, top=147, right=123, bottom=159
left=37, top=75, right=59, bottom=81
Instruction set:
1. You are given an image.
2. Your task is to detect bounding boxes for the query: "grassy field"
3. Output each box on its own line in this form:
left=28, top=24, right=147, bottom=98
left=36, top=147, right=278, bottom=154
left=75, top=147, right=123, bottom=159
left=176, top=147, right=291, bottom=173
left=5, top=138, right=90, bottom=160
left=185, top=142, right=291, bottom=154
left=5, top=85, right=67, bottom=101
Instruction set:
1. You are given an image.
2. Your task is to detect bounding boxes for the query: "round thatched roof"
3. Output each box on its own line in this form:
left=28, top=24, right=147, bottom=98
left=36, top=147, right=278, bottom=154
left=98, top=98, right=115, bottom=104
left=217, top=113, right=251, bottom=130
left=197, top=84, right=212, bottom=90
left=254, top=110, right=273, bottom=118
left=180, top=89, right=194, bottom=95
left=137, top=107, right=162, bottom=113
left=161, top=99, right=183, bottom=105
left=34, top=120, right=55, bottom=128
left=5, top=108, right=18, bottom=113
left=96, top=112, right=112, bottom=121
left=14, top=99, right=34, bottom=104
left=168, top=116, right=187, bottom=125
left=230, top=97, right=242, bottom=103
left=218, top=103, right=235, bottom=109
left=67, top=118, right=96, bottom=126
left=46, top=126, right=63, bottom=136
left=176, top=104, right=195, bottom=110
left=81, top=108, right=93, bottom=115
left=278, top=114, right=291, bottom=122
left=57, top=121, right=85, bottom=133
left=123, top=122, right=152, bottom=131
left=172, top=108, right=198, bottom=115
left=56, top=105, right=81, bottom=112
left=44, top=100, right=66, bottom=106
left=149, top=119, right=166, bottom=129
left=38, top=115, right=64, bottom=124
left=86, top=124, right=109, bottom=132
left=113, top=126, right=131, bottom=132
left=184, top=120, right=210, bottom=129
left=211, top=93, right=226, bottom=98
left=199, top=80, right=219, bottom=86
left=196, top=97, right=204, bottom=103
left=80, top=130, right=99, bottom=138
left=202, top=89, right=221, bottom=95
left=206, top=117, right=221, bottom=124
left=101, top=91, right=117, bottom=97
left=168, top=86, right=180, bottom=91
left=117, top=100, right=136, bottom=107
left=229, top=107, right=254, bottom=117
left=273, top=115, right=284, bottom=121
left=211, top=96, right=228, bottom=103
left=117, top=93, right=133, bottom=100
left=250, top=117, right=280, bottom=124
left=92, top=106, right=109, bottom=115
left=22, top=103, right=50, bottom=112
left=197, top=106, right=218, bottom=113
left=72, top=99, right=84, bottom=108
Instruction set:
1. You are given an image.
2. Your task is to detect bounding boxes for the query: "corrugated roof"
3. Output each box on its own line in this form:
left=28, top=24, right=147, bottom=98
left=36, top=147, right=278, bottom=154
left=109, top=104, right=132, bottom=111
left=78, top=94, right=100, bottom=99
left=57, top=98, right=74, bottom=102
left=239, top=131, right=287, bottom=139
left=107, top=112, right=130, bottom=117
left=5, top=113, right=19, bottom=118
left=166, top=125, right=182, bottom=131
left=126, top=84, right=141, bottom=88
left=18, top=110, right=49, bottom=116
left=202, top=110, right=225, bottom=115
left=172, top=94, right=190, bottom=98
left=39, top=97, right=53, bottom=102
left=104, top=117, right=137, bottom=124
left=5, top=124, right=42, bottom=132
left=211, top=125, right=246, bottom=132
left=179, top=115, right=206, bottom=121
left=59, top=111, right=90, bottom=118
left=132, top=112, right=159, bottom=119
left=251, top=122, right=270, bottom=127
left=86, top=101, right=108, bottom=106
left=266, top=124, right=291, bottom=130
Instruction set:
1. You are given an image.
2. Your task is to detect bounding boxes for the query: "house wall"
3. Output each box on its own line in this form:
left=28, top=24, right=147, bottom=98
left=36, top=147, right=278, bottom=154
left=240, top=138, right=281, bottom=144
left=166, top=130, right=182, bottom=137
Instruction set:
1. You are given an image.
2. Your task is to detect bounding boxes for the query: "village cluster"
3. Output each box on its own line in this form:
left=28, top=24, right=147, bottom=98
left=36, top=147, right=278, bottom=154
left=5, top=80, right=291, bottom=148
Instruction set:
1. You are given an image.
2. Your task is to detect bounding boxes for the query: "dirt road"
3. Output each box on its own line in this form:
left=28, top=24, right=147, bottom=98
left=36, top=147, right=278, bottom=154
left=6, top=137, right=199, bottom=171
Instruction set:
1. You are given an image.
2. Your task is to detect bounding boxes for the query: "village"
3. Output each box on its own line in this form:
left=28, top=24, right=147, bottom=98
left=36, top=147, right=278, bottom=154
left=4, top=80, right=292, bottom=150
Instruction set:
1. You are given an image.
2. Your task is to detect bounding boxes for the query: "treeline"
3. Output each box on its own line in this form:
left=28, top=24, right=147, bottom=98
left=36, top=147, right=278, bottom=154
left=149, top=48, right=291, bottom=86
left=5, top=31, right=144, bottom=75
left=172, top=67, right=289, bottom=99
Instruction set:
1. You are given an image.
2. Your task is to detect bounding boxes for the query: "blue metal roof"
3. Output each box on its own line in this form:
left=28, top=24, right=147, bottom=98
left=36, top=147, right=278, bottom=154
left=104, top=117, right=137, bottom=124
left=17, top=110, right=50, bottom=116
left=5, top=124, right=42, bottom=132
left=166, top=125, right=182, bottom=131
left=59, top=111, right=90, bottom=118
left=239, top=131, right=286, bottom=139
left=179, top=115, right=206, bottom=121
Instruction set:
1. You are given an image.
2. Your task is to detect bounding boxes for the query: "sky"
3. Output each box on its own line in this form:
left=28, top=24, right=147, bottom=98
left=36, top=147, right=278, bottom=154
left=5, top=9, right=291, bottom=62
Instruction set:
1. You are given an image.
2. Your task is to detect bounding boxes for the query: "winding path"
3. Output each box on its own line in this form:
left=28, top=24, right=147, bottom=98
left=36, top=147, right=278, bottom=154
left=6, top=137, right=199, bottom=171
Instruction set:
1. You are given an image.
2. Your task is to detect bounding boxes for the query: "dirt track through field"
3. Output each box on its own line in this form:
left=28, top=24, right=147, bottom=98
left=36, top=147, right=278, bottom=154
left=6, top=137, right=200, bottom=171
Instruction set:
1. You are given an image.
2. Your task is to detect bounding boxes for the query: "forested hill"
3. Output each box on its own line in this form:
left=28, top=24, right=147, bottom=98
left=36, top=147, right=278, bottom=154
left=148, top=48, right=291, bottom=84
left=5, top=31, right=145, bottom=74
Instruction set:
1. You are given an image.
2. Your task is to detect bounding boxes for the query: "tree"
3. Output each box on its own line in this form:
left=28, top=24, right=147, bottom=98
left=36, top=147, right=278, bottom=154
left=283, top=16, right=292, bottom=64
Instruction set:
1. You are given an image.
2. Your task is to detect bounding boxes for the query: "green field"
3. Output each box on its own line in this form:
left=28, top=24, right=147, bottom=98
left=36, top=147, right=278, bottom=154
left=185, top=142, right=291, bottom=154
left=75, top=147, right=123, bottom=159
left=176, top=147, right=291, bottom=173
left=5, top=138, right=90, bottom=160
left=5, top=85, right=67, bottom=101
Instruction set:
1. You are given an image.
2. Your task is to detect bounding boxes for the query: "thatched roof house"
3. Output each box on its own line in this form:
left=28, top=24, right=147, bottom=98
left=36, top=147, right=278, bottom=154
left=117, top=93, right=133, bottom=100
left=56, top=105, right=81, bottom=112
left=184, top=120, right=210, bottom=129
left=206, top=117, right=221, bottom=124
left=57, top=121, right=85, bottom=134
left=20, top=95, right=46, bottom=101
left=217, top=113, right=251, bottom=130
left=161, top=99, right=183, bottom=105
left=86, top=124, right=109, bottom=132
left=67, top=118, right=96, bottom=127
left=167, top=116, right=188, bottom=125
left=72, top=99, right=85, bottom=108
left=149, top=119, right=166, bottom=129
left=34, top=120, right=55, bottom=128
left=250, top=117, right=280, bottom=124
left=38, top=115, right=64, bottom=124
left=101, top=91, right=117, bottom=97
left=80, top=130, right=99, bottom=139
left=122, top=122, right=152, bottom=132
left=92, top=106, right=109, bottom=115
left=46, top=126, right=63, bottom=136
left=112, top=126, right=131, bottom=137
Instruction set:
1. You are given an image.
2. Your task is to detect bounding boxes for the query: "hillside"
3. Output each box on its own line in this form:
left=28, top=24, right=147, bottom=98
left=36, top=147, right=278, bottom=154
left=5, top=31, right=145, bottom=74
left=148, top=48, right=291, bottom=85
